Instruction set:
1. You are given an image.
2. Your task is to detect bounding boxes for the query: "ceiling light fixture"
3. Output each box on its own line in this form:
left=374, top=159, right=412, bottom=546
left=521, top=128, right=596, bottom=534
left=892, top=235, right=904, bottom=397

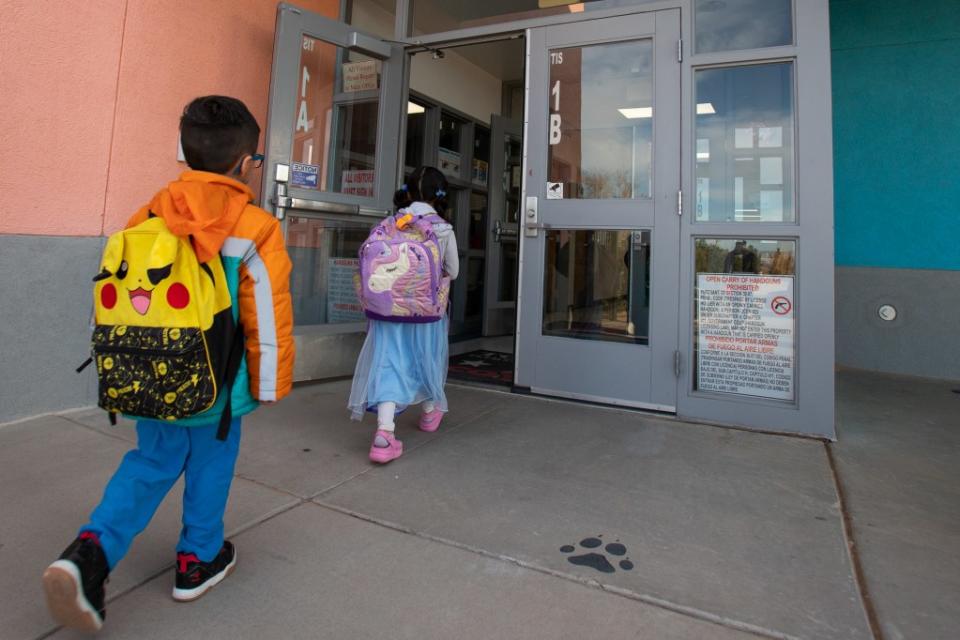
left=618, top=107, right=653, bottom=119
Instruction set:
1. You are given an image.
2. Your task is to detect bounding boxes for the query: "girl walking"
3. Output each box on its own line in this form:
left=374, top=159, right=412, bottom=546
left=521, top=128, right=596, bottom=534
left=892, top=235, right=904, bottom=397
left=348, top=166, right=459, bottom=463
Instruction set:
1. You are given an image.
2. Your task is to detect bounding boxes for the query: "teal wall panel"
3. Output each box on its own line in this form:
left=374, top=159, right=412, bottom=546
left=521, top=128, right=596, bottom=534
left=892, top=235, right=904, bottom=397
left=831, top=0, right=960, bottom=270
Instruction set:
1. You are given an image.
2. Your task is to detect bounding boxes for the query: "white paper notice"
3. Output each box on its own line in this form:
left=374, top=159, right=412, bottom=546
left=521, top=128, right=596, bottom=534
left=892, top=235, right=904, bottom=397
left=735, top=127, right=754, bottom=149
left=342, top=60, right=379, bottom=92
left=341, top=169, right=375, bottom=197
left=697, top=274, right=795, bottom=400
left=327, top=258, right=364, bottom=323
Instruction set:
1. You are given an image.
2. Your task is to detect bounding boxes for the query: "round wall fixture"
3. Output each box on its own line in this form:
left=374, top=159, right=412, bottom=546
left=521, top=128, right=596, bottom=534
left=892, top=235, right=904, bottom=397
left=878, top=304, right=897, bottom=322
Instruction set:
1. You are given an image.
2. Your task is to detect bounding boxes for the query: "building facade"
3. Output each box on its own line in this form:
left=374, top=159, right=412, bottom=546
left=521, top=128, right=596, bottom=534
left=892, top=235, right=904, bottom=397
left=1, top=0, right=957, bottom=433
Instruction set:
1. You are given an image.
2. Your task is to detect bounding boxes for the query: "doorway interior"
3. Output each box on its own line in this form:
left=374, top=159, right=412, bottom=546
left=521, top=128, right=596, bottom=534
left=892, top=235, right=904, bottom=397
left=400, top=36, right=526, bottom=387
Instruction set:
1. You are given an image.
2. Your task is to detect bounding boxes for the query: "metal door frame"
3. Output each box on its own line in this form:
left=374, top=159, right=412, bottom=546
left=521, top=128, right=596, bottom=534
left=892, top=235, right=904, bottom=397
left=261, top=3, right=406, bottom=218
left=483, top=114, right=523, bottom=337
left=675, top=1, right=835, bottom=438
left=515, top=10, right=682, bottom=411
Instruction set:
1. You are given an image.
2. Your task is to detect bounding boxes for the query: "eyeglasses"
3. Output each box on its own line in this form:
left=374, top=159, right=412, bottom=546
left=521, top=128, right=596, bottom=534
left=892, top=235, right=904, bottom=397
left=251, top=153, right=264, bottom=169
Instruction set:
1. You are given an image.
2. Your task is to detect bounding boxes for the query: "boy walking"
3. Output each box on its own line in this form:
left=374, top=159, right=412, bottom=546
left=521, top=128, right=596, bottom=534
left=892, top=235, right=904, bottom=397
left=42, top=96, right=295, bottom=632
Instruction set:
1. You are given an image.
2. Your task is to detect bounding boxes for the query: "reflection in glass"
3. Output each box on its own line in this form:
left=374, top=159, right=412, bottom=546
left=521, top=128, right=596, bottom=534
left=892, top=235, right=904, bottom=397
left=543, top=230, right=651, bottom=344
left=296, top=37, right=379, bottom=195
left=499, top=243, right=518, bottom=302
left=695, top=238, right=796, bottom=275
left=695, top=0, right=793, bottom=54
left=473, top=126, right=490, bottom=187
left=695, top=63, right=795, bottom=222
left=694, top=238, right=796, bottom=401
left=504, top=134, right=522, bottom=223
left=548, top=40, right=654, bottom=200
left=466, top=258, right=485, bottom=317
left=411, top=0, right=634, bottom=36
left=469, top=192, right=487, bottom=251
left=347, top=0, right=394, bottom=39
left=285, top=216, right=373, bottom=325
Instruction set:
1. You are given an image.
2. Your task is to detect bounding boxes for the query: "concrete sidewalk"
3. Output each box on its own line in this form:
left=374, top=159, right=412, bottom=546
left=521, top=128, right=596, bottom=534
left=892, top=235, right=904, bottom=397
left=1, top=371, right=956, bottom=639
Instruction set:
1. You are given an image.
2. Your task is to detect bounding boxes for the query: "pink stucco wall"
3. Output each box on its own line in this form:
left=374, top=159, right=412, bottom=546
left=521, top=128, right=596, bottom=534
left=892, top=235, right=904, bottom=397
left=0, top=0, right=338, bottom=237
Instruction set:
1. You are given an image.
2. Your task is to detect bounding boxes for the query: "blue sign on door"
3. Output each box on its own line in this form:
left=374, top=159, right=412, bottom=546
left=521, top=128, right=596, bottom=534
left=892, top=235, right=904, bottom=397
left=290, top=162, right=320, bottom=189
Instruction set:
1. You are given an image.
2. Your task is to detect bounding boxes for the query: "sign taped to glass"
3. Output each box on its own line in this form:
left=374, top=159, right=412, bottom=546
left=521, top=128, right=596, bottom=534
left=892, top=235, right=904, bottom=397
left=342, top=169, right=375, bottom=197
left=327, top=258, right=364, bottom=323
left=696, top=274, right=795, bottom=401
left=343, top=60, right=378, bottom=92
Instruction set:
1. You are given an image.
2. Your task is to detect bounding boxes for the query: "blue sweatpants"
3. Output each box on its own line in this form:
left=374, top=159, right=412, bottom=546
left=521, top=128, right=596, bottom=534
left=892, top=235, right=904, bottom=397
left=80, top=418, right=241, bottom=569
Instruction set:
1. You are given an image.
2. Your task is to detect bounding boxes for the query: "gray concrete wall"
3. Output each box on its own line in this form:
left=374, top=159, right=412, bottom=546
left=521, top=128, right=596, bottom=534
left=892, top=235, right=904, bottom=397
left=836, top=266, right=960, bottom=381
left=0, top=235, right=102, bottom=423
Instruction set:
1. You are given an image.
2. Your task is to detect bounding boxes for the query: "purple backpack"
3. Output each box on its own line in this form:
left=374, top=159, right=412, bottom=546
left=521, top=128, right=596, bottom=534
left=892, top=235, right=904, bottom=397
left=356, top=211, right=451, bottom=322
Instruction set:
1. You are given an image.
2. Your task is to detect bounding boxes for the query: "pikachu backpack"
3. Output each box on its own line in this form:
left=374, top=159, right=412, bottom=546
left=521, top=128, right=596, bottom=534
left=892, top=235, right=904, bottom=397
left=79, top=215, right=243, bottom=439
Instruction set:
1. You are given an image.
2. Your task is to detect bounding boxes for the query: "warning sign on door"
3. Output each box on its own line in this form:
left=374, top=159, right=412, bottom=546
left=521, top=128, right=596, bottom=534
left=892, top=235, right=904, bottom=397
left=326, top=258, right=364, bottom=323
left=696, top=274, right=795, bottom=401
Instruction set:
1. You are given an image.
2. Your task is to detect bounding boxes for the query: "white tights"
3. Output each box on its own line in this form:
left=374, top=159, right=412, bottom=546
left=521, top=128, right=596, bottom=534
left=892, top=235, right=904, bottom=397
left=377, top=401, right=435, bottom=432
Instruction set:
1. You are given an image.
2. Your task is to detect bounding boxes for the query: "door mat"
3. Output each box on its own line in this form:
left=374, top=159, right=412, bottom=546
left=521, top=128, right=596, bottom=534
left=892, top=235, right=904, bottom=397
left=448, top=350, right=514, bottom=387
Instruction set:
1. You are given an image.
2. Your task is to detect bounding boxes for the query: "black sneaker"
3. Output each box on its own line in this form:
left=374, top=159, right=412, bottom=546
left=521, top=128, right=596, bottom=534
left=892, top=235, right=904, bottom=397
left=172, top=541, right=237, bottom=602
left=42, top=532, right=109, bottom=633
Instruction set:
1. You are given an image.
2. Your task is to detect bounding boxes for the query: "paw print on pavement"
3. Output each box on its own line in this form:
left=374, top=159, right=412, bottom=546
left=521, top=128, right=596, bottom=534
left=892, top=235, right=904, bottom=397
left=560, top=536, right=634, bottom=574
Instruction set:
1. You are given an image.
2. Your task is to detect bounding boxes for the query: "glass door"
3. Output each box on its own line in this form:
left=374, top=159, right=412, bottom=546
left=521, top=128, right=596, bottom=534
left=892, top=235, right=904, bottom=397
left=515, top=10, right=681, bottom=410
left=261, top=4, right=406, bottom=380
left=484, top=115, right=522, bottom=338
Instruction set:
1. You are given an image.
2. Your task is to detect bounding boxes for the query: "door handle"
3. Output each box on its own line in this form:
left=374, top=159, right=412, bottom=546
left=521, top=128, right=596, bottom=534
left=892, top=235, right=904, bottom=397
left=524, top=196, right=539, bottom=237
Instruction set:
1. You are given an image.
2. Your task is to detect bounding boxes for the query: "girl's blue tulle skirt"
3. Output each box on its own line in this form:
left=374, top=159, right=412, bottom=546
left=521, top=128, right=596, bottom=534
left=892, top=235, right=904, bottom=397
left=348, top=317, right=449, bottom=421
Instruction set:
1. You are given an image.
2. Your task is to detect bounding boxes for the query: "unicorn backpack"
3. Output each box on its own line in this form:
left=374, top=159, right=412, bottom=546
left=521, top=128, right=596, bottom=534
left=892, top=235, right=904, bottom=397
left=356, top=210, right=450, bottom=322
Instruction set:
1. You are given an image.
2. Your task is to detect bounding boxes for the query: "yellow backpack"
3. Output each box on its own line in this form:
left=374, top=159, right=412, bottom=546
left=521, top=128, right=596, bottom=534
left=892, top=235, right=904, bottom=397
left=81, top=216, right=242, bottom=438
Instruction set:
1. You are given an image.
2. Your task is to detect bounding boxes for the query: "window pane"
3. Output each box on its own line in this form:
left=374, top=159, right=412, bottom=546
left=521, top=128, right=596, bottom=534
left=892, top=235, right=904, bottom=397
left=500, top=242, right=518, bottom=302
left=473, top=126, right=490, bottom=187
left=695, top=63, right=795, bottom=223
left=295, top=36, right=379, bottom=196
left=695, top=0, right=793, bottom=54
left=286, top=216, right=373, bottom=326
left=543, top=230, right=650, bottom=344
left=548, top=40, right=654, bottom=200
left=438, top=112, right=465, bottom=180
left=505, top=134, right=522, bottom=223
left=694, top=238, right=796, bottom=401
left=466, top=258, right=485, bottom=317
left=411, top=0, right=648, bottom=36
left=348, top=0, right=395, bottom=40
left=405, top=100, right=427, bottom=169
left=469, top=192, right=487, bottom=251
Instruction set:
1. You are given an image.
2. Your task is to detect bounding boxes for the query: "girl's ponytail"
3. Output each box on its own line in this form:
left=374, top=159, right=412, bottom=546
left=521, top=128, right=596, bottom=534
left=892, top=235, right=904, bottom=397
left=396, top=166, right=449, bottom=218
left=393, top=182, right=414, bottom=210
left=417, top=166, right=449, bottom=218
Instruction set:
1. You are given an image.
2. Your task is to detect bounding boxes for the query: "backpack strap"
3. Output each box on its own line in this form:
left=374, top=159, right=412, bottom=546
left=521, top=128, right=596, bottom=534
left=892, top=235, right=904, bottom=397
left=408, top=213, right=441, bottom=240
left=216, top=321, right=246, bottom=441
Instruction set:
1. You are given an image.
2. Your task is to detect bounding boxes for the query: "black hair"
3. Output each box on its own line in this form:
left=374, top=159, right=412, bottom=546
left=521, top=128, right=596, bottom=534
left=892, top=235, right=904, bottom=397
left=179, top=96, right=260, bottom=174
left=394, top=166, right=449, bottom=217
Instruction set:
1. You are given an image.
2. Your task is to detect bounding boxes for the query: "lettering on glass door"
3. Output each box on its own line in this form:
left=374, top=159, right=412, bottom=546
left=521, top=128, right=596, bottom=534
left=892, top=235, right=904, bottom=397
left=296, top=66, right=311, bottom=132
left=550, top=81, right=562, bottom=146
left=547, top=41, right=654, bottom=200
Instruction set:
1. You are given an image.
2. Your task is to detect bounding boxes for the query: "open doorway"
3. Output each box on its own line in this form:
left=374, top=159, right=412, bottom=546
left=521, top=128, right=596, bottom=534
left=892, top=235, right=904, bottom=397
left=402, top=38, right=526, bottom=387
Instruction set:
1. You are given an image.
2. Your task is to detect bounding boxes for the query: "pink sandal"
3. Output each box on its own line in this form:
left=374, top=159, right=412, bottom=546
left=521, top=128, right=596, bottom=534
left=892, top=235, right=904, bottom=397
left=369, top=429, right=403, bottom=463
left=419, top=408, right=445, bottom=433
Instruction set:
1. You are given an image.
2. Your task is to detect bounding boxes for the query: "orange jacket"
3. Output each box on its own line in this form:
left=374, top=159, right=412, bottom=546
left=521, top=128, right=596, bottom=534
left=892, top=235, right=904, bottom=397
left=128, top=171, right=295, bottom=410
